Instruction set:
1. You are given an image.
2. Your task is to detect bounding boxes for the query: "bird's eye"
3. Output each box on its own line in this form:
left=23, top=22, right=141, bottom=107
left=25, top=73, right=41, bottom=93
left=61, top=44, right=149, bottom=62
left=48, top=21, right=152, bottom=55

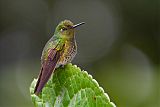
left=60, top=27, right=67, bottom=32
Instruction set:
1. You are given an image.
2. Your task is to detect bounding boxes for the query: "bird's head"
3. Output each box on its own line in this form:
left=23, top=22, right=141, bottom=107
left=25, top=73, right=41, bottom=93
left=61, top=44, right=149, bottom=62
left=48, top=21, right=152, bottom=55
left=55, top=20, right=85, bottom=40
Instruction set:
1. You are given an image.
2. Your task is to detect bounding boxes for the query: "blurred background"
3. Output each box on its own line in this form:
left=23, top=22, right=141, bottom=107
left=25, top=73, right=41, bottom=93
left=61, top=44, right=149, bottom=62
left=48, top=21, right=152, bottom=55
left=0, top=0, right=159, bottom=107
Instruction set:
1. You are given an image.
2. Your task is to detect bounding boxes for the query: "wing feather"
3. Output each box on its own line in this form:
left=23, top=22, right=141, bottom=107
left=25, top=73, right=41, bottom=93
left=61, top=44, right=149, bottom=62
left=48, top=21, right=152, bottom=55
left=34, top=48, right=62, bottom=95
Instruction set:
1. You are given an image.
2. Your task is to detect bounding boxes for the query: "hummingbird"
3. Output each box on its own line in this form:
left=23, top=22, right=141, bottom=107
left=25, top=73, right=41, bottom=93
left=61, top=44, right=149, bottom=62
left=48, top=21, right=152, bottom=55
left=34, top=20, right=85, bottom=95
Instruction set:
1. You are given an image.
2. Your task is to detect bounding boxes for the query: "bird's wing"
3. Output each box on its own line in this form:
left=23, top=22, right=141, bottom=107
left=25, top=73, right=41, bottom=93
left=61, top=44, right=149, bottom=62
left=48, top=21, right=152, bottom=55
left=41, top=36, right=59, bottom=63
left=34, top=45, right=64, bottom=95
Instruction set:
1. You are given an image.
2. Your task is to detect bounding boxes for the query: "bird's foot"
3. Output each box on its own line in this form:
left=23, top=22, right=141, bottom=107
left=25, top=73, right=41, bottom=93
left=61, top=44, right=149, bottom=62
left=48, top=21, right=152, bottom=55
left=59, top=65, right=65, bottom=68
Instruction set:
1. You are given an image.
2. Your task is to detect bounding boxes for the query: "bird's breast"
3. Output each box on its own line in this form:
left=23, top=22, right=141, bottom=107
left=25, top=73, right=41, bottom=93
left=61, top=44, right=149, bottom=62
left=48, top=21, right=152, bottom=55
left=58, top=41, right=77, bottom=65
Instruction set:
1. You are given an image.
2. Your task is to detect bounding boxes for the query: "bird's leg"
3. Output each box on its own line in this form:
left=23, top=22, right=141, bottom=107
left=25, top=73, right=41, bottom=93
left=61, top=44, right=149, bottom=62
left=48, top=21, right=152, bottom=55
left=59, top=64, right=65, bottom=68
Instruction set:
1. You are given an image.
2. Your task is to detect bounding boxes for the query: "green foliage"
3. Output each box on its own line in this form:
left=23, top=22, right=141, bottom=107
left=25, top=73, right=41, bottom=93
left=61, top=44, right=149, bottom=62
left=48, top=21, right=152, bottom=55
left=30, top=63, right=116, bottom=107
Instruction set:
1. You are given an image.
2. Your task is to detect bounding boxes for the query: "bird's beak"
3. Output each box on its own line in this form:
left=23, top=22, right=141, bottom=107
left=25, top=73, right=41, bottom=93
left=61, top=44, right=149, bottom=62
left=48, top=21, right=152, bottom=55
left=72, top=22, right=85, bottom=28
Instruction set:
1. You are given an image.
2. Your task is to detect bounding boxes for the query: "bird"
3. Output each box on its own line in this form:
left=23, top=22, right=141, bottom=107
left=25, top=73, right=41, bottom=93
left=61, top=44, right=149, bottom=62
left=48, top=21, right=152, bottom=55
left=34, top=20, right=85, bottom=95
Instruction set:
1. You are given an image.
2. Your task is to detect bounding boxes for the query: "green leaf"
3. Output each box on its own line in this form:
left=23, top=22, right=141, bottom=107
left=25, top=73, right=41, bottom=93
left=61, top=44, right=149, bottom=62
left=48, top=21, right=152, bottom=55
left=30, top=63, right=116, bottom=107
